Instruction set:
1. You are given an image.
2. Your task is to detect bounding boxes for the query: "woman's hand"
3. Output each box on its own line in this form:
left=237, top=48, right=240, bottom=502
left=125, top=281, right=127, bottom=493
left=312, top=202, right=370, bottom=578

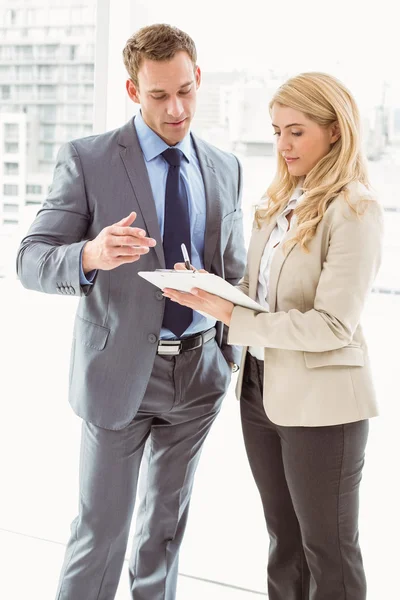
left=162, top=286, right=234, bottom=326
left=173, top=262, right=207, bottom=274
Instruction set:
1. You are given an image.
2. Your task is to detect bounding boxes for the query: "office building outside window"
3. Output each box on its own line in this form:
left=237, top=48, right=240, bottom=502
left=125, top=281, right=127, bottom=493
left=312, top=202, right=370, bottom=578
left=0, top=0, right=96, bottom=277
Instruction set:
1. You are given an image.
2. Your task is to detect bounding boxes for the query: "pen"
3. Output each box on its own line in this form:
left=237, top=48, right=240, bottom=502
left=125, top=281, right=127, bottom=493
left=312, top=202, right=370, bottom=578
left=181, top=243, right=192, bottom=271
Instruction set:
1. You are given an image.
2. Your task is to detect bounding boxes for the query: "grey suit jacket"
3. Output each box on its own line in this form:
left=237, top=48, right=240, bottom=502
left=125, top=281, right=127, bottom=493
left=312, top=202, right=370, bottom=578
left=16, top=117, right=246, bottom=429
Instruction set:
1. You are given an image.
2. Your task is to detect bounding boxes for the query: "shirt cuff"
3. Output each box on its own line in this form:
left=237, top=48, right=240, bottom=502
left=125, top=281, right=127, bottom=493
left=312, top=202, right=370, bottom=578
left=79, top=246, right=96, bottom=285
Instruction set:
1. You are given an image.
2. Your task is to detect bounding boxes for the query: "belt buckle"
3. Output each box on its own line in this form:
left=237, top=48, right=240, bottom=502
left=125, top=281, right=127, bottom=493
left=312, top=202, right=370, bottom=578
left=157, top=340, right=182, bottom=356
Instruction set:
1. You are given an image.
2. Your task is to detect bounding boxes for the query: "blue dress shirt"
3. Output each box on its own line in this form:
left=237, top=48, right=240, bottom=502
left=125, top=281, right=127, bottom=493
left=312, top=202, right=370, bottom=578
left=80, top=111, right=216, bottom=339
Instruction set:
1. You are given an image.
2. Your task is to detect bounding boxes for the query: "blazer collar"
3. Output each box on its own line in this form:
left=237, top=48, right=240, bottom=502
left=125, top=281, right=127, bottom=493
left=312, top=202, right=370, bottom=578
left=248, top=218, right=276, bottom=300
left=190, top=133, right=221, bottom=271
left=248, top=186, right=305, bottom=310
left=267, top=224, right=299, bottom=312
left=267, top=185, right=306, bottom=311
left=118, top=117, right=165, bottom=266
left=117, top=118, right=222, bottom=270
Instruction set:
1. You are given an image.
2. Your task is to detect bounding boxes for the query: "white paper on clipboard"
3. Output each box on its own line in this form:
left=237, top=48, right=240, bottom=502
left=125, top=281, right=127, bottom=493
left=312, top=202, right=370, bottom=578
left=138, top=270, right=269, bottom=313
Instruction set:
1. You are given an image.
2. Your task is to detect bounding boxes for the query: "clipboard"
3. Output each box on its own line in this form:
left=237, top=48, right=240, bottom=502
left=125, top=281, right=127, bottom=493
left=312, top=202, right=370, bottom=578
left=138, top=270, right=268, bottom=313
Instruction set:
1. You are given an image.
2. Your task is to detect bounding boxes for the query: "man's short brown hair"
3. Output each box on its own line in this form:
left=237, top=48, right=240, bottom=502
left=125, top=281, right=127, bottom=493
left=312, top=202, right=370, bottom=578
left=122, top=24, right=197, bottom=87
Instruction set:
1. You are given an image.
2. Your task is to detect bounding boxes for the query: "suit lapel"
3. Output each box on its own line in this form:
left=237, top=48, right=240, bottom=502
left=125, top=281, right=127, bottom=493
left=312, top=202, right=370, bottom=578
left=191, top=135, right=221, bottom=271
left=248, top=220, right=276, bottom=299
left=267, top=224, right=299, bottom=312
left=118, top=118, right=165, bottom=267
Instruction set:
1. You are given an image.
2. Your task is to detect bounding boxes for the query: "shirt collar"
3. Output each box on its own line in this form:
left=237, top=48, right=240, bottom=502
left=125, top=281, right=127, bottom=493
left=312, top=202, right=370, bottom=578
left=134, top=110, right=191, bottom=163
left=287, top=178, right=305, bottom=208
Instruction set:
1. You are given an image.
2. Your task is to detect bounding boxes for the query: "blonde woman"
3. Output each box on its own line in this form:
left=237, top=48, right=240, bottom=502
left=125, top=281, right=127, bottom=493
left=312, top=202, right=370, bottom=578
left=164, top=72, right=384, bottom=599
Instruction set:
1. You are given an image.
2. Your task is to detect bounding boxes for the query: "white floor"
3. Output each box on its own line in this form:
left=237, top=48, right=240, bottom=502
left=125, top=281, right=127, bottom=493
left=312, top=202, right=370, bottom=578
left=0, top=530, right=262, bottom=599
left=1, top=279, right=399, bottom=599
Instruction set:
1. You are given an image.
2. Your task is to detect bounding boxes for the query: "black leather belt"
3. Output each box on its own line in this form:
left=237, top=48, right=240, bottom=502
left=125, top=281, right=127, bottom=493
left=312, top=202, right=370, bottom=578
left=157, top=327, right=217, bottom=356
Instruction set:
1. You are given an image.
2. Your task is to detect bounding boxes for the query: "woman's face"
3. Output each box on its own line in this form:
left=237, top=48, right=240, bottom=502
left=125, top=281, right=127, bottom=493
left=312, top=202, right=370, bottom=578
left=271, top=103, right=340, bottom=177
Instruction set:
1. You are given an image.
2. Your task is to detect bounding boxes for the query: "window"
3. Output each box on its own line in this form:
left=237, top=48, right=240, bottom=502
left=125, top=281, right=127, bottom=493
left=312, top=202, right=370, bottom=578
left=49, top=8, right=69, bottom=26
left=37, top=66, right=56, bottom=82
left=71, top=8, right=84, bottom=25
left=18, top=85, right=33, bottom=100
left=4, top=123, right=19, bottom=139
left=39, top=105, right=57, bottom=121
left=19, top=46, right=33, bottom=60
left=83, top=84, right=93, bottom=101
left=26, top=185, right=42, bottom=194
left=64, top=65, right=79, bottom=82
left=40, top=124, right=55, bottom=141
left=38, top=85, right=57, bottom=101
left=394, top=109, right=400, bottom=135
left=4, top=142, right=19, bottom=154
left=0, top=85, right=11, bottom=100
left=64, top=104, right=80, bottom=120
left=37, top=45, right=57, bottom=60
left=26, top=9, right=38, bottom=26
left=3, top=218, right=18, bottom=225
left=82, top=105, right=93, bottom=121
left=4, top=162, right=19, bottom=175
left=5, top=10, right=16, bottom=26
left=16, top=65, right=34, bottom=82
left=2, top=203, right=19, bottom=213
left=0, top=66, right=12, bottom=81
left=66, top=85, right=79, bottom=101
left=78, top=44, right=95, bottom=61
left=40, top=143, right=54, bottom=161
left=0, top=46, right=14, bottom=60
left=64, top=124, right=81, bottom=139
left=82, top=65, right=94, bottom=81
left=3, top=184, right=18, bottom=196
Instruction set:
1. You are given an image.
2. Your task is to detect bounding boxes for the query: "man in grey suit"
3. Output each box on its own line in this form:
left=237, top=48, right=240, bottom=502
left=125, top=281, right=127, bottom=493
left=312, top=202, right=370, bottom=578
left=16, top=23, right=245, bottom=600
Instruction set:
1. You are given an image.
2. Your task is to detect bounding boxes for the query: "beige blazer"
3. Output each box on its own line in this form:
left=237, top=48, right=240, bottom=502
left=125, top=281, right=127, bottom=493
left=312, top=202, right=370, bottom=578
left=228, top=182, right=384, bottom=427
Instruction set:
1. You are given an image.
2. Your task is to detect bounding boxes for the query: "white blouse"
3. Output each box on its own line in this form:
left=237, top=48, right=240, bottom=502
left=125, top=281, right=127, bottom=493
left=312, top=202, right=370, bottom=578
left=249, top=184, right=305, bottom=360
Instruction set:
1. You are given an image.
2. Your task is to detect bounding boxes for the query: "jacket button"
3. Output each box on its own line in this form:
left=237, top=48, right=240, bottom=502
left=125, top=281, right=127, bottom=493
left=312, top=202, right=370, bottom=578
left=148, top=334, right=157, bottom=344
left=155, top=291, right=164, bottom=301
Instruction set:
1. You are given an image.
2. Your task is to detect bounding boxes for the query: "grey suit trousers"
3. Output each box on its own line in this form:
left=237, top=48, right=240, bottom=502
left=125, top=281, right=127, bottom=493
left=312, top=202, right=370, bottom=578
left=241, top=353, right=368, bottom=600
left=56, top=336, right=231, bottom=600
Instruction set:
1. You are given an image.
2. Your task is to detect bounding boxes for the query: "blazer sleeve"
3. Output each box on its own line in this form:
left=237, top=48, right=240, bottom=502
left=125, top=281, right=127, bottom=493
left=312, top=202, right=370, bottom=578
left=16, top=142, right=94, bottom=297
left=236, top=262, right=250, bottom=296
left=228, top=198, right=384, bottom=352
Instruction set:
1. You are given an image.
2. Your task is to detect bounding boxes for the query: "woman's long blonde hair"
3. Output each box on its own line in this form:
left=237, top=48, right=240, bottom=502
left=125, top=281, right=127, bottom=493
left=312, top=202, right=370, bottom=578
left=256, top=72, right=370, bottom=251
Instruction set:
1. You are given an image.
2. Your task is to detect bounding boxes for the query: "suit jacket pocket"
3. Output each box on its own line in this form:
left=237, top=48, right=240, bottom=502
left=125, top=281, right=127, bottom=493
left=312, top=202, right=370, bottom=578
left=73, top=315, right=110, bottom=351
left=304, top=346, right=364, bottom=368
left=222, top=209, right=238, bottom=222
left=220, top=210, right=237, bottom=246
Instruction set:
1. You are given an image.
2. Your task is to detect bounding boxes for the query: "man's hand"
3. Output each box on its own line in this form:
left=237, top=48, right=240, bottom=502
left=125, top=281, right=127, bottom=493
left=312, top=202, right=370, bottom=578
left=82, top=212, right=156, bottom=273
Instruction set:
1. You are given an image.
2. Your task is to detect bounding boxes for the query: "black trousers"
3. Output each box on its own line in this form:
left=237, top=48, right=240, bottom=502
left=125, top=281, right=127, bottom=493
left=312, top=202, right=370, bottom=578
left=240, top=353, right=369, bottom=600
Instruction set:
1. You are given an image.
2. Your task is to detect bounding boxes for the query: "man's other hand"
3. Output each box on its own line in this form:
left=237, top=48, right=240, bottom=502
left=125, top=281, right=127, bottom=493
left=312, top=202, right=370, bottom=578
left=82, top=212, right=156, bottom=273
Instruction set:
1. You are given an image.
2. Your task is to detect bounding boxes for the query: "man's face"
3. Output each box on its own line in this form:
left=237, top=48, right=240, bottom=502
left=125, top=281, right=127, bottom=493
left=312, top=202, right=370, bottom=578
left=127, top=51, right=201, bottom=146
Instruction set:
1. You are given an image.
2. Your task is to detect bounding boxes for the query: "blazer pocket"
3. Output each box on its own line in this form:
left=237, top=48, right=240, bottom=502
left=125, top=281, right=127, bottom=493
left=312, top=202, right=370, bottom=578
left=73, top=315, right=110, bottom=351
left=220, top=211, right=237, bottom=243
left=222, top=209, right=238, bottom=222
left=304, top=346, right=364, bottom=368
